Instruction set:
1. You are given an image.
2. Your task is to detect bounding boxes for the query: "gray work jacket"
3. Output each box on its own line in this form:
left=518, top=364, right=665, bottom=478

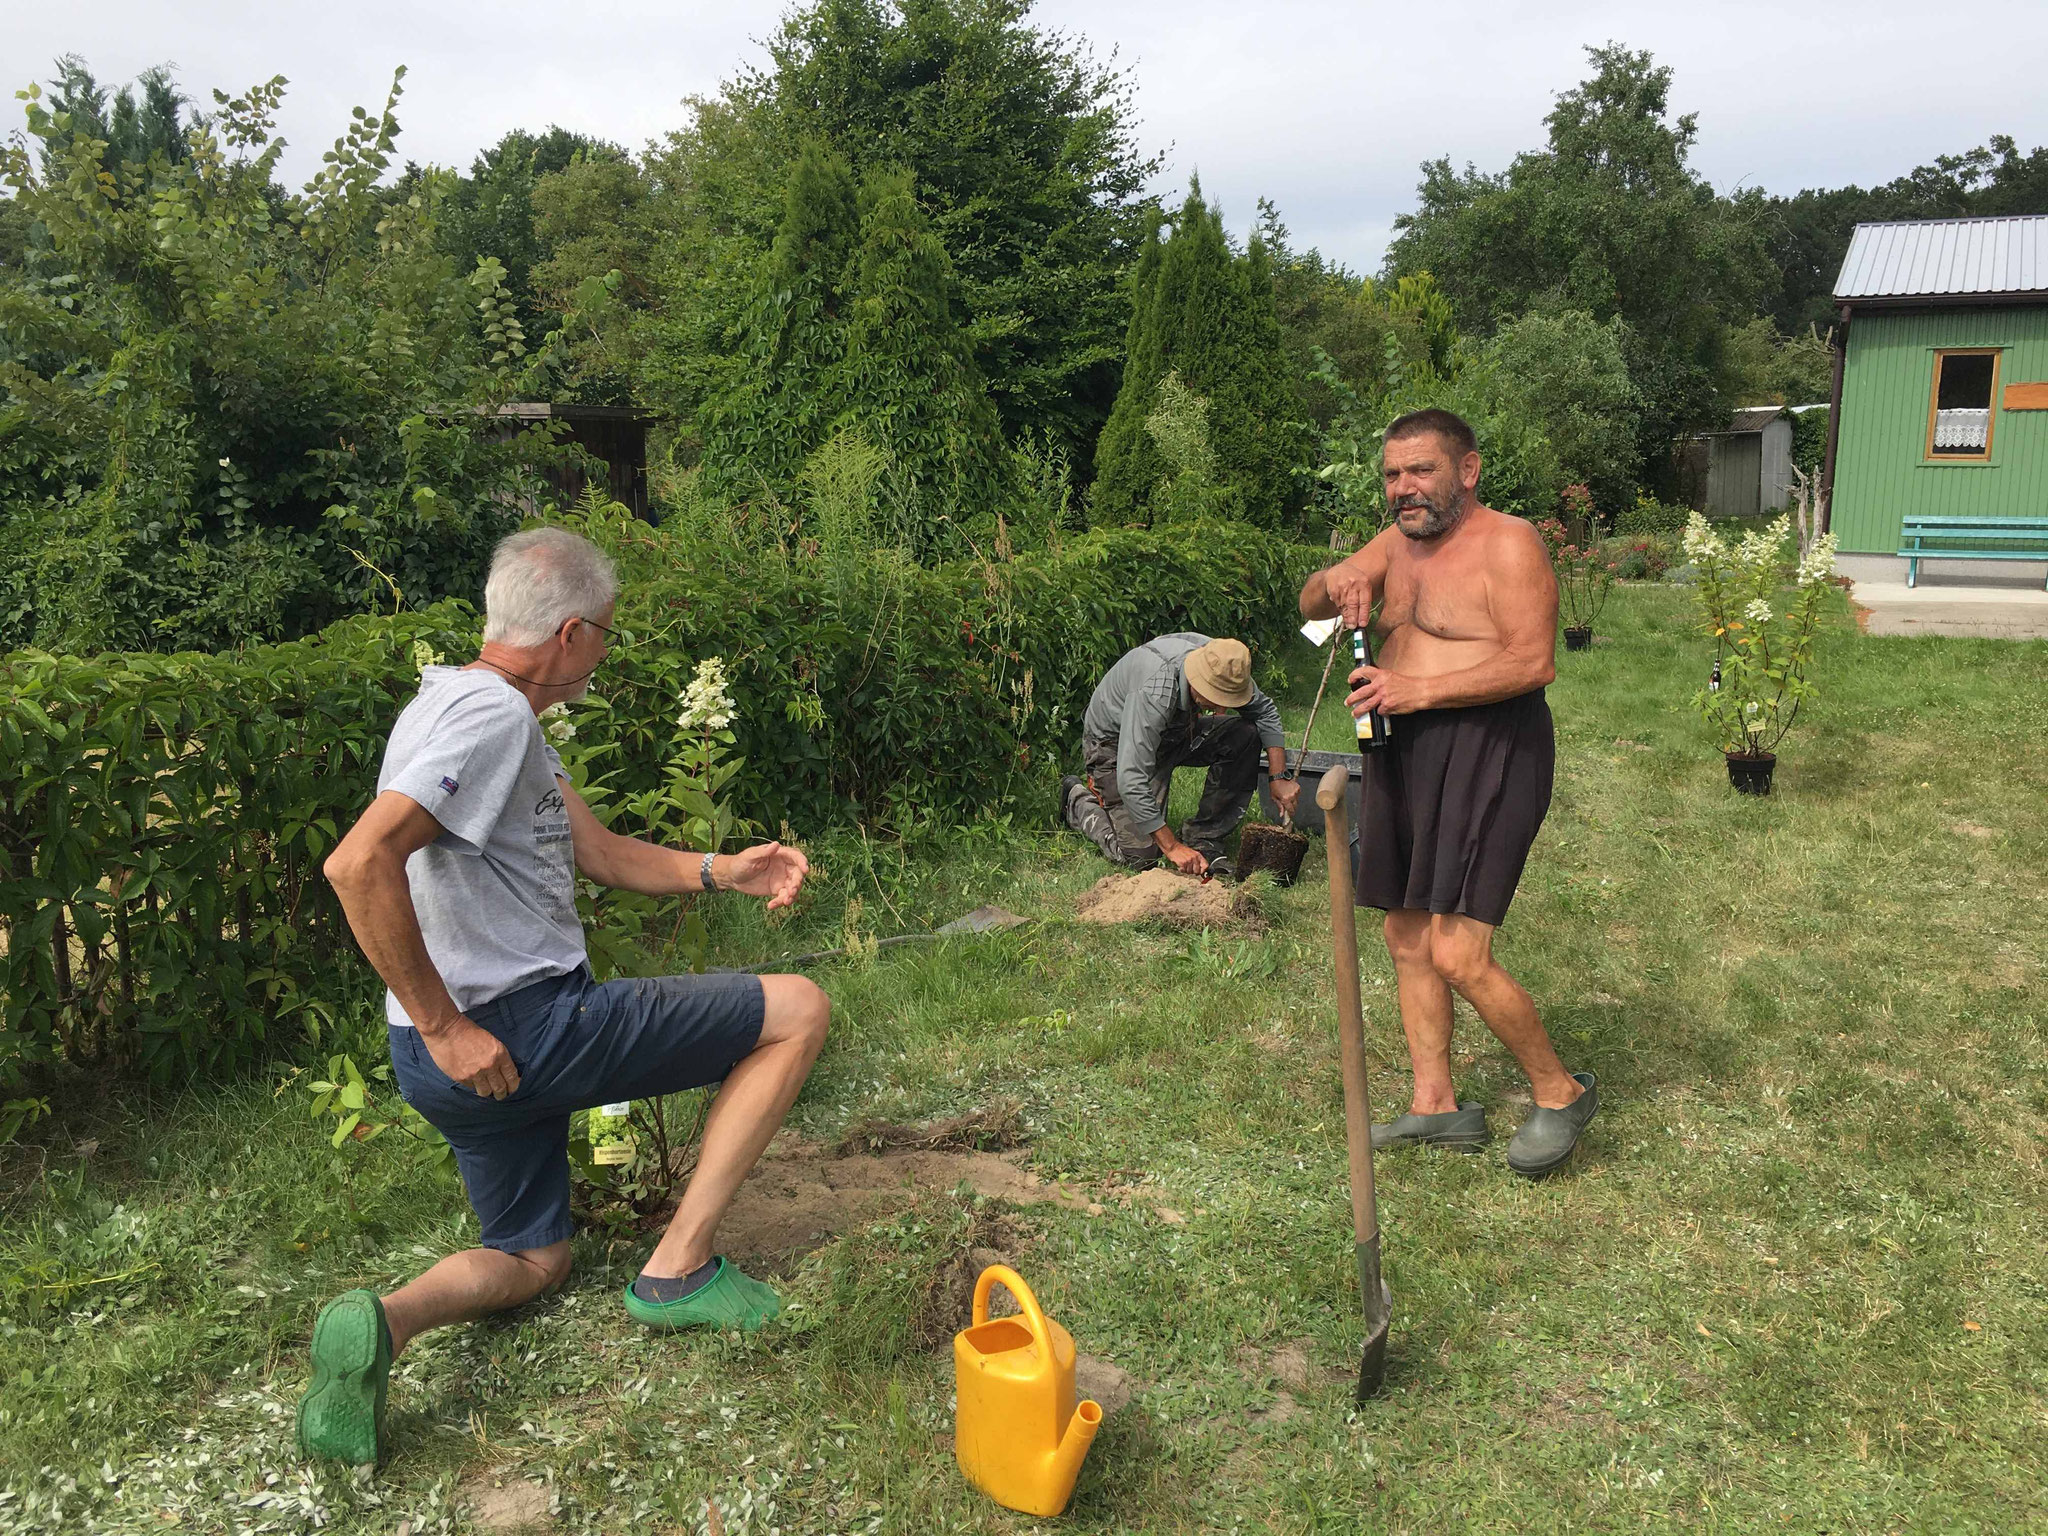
left=1079, top=632, right=1285, bottom=836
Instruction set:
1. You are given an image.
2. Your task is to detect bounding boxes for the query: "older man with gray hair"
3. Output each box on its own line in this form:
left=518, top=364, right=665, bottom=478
left=297, top=527, right=828, bottom=1468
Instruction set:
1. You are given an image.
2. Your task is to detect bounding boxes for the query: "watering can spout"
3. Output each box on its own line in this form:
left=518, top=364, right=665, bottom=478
left=1047, top=1398, right=1103, bottom=1503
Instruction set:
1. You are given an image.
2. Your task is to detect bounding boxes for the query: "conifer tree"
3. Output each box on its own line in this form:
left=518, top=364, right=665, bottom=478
left=840, top=167, right=1013, bottom=555
left=699, top=143, right=861, bottom=507
left=1091, top=180, right=1310, bottom=529
left=698, top=146, right=1013, bottom=557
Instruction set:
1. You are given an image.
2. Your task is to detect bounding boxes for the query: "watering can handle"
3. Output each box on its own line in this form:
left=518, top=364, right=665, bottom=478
left=972, top=1264, right=1053, bottom=1344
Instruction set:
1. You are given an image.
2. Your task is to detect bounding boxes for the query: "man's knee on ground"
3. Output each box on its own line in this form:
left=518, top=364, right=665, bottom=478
left=758, top=973, right=830, bottom=1055
left=1427, top=921, right=1496, bottom=991
left=514, top=1240, right=573, bottom=1296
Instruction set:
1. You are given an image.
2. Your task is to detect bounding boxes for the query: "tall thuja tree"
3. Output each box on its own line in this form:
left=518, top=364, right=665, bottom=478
left=838, top=167, right=1012, bottom=553
left=698, top=143, right=861, bottom=511
left=698, top=145, right=1010, bottom=557
left=1092, top=181, right=1310, bottom=529
left=39, top=56, right=190, bottom=175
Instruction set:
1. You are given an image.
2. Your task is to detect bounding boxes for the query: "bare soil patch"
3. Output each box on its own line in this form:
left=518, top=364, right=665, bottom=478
left=461, top=1470, right=553, bottom=1532
left=1075, top=1353, right=1136, bottom=1414
left=1071, top=868, right=1261, bottom=929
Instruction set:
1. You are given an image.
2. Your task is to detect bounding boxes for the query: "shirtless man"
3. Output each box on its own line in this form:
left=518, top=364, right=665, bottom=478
left=1299, top=407, right=1597, bottom=1177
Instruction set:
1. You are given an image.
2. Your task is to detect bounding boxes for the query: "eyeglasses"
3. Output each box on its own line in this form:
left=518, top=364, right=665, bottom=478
left=564, top=616, right=621, bottom=648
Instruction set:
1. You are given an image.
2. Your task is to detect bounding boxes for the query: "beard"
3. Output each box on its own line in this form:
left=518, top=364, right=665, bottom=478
left=1391, top=485, right=1470, bottom=540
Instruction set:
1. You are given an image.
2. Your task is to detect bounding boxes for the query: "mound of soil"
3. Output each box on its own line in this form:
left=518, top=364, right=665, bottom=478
left=834, top=1098, right=1026, bottom=1157
left=1072, top=867, right=1260, bottom=928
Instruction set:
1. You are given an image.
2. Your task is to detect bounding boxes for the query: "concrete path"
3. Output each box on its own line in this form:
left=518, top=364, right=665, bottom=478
left=1847, top=576, right=2048, bottom=639
left=1832, top=554, right=2048, bottom=637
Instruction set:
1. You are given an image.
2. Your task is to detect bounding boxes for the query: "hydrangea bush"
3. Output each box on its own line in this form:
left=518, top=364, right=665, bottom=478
left=1683, top=512, right=1838, bottom=759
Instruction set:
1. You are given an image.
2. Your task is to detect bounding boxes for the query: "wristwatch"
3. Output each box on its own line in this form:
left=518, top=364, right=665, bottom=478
left=699, top=851, right=719, bottom=892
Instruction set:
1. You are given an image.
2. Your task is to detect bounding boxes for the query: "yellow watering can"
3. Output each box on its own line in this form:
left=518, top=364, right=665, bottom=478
left=953, top=1264, right=1103, bottom=1518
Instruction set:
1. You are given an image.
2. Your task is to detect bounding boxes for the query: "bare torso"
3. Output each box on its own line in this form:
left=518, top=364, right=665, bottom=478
left=1369, top=507, right=1550, bottom=678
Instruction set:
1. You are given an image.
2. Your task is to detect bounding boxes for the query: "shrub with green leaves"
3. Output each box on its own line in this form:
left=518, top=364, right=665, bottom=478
left=0, top=604, right=476, bottom=1096
left=0, top=69, right=560, bottom=653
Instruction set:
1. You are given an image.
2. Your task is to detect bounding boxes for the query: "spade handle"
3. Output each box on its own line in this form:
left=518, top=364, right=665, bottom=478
left=1317, top=765, right=1378, bottom=1245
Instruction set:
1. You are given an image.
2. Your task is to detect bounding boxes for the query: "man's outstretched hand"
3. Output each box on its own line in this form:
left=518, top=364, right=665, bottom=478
left=722, top=841, right=811, bottom=910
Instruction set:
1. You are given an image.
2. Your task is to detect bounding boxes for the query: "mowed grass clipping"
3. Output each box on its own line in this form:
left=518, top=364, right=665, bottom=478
left=1, top=584, right=2045, bottom=1534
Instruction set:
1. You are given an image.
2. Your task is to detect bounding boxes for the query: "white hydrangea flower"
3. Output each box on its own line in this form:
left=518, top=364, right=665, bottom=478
left=678, top=656, right=737, bottom=733
left=1681, top=511, right=1718, bottom=562
left=1796, top=532, right=1839, bottom=587
left=1735, top=516, right=1789, bottom=570
left=412, top=640, right=444, bottom=674
left=1744, top=598, right=1773, bottom=624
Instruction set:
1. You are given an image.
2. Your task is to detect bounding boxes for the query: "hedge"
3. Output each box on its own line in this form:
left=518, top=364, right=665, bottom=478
left=1, top=607, right=480, bottom=1093
left=1, top=515, right=1329, bottom=1091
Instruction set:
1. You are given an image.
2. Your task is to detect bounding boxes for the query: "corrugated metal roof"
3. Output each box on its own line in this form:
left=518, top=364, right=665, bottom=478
left=1834, top=215, right=2048, bottom=302
left=1726, top=407, right=1786, bottom=434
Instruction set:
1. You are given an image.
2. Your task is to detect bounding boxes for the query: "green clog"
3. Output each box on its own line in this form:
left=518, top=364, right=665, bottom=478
left=1370, top=1102, right=1489, bottom=1151
left=622, top=1257, right=782, bottom=1333
left=296, top=1289, right=391, bottom=1466
left=1506, top=1072, right=1600, bottom=1178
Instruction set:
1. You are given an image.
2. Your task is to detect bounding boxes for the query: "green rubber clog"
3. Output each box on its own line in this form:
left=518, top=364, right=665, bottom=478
left=1506, top=1072, right=1600, bottom=1178
left=1370, top=1102, right=1489, bottom=1151
left=622, top=1257, right=782, bottom=1333
left=296, top=1288, right=391, bottom=1466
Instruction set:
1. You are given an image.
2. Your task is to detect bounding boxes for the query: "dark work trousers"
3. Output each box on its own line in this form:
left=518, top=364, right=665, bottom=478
left=1066, top=714, right=1263, bottom=866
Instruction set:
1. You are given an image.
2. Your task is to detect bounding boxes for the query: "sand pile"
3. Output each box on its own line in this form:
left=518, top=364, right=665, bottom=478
left=1071, top=866, right=1259, bottom=928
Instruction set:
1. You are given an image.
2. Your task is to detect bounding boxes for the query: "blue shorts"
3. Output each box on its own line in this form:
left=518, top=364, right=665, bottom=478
left=390, top=967, right=765, bottom=1252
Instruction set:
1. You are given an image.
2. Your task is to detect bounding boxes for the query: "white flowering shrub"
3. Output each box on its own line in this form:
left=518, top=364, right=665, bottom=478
left=538, top=699, right=577, bottom=745
left=544, top=655, right=751, bottom=989
left=1683, top=512, right=1838, bottom=759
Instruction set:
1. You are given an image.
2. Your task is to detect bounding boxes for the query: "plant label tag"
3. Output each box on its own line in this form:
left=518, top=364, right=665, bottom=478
left=590, top=1102, right=636, bottom=1165
left=1299, top=618, right=1338, bottom=647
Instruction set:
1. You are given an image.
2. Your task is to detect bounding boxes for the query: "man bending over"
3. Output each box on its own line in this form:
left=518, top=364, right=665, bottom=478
left=1060, top=634, right=1300, bottom=879
left=1299, top=408, right=1597, bottom=1177
left=298, top=527, right=829, bottom=1466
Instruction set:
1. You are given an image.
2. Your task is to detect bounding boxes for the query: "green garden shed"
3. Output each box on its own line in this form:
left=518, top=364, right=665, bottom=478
left=1824, top=214, right=2048, bottom=578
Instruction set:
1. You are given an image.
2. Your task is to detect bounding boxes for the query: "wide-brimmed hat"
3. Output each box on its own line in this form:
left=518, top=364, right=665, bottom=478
left=1184, top=637, right=1254, bottom=708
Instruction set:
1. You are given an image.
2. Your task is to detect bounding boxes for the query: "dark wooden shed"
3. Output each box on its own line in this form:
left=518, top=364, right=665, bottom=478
left=496, top=403, right=657, bottom=519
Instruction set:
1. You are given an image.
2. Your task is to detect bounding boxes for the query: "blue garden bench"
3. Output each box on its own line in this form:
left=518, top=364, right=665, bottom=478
left=1898, top=515, right=2048, bottom=589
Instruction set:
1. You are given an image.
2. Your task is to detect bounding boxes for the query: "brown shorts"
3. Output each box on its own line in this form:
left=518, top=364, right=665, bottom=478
left=1354, top=689, right=1553, bottom=928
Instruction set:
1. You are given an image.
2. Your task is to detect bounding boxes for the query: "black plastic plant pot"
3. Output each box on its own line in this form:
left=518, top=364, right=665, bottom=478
left=1563, top=626, right=1593, bottom=651
left=1726, top=751, right=1776, bottom=795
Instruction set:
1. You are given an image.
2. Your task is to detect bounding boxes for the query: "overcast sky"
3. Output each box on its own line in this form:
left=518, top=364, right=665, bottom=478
left=10, top=0, right=2048, bottom=273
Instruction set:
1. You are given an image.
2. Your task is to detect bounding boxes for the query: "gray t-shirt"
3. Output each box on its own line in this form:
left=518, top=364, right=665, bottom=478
left=376, top=666, right=586, bottom=1028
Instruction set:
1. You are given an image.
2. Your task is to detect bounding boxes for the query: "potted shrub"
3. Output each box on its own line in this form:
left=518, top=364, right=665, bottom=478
left=1538, top=498, right=1617, bottom=651
left=1681, top=512, right=1838, bottom=794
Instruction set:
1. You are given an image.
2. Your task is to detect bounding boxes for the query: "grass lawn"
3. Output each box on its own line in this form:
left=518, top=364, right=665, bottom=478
left=2, top=584, right=2045, bottom=1534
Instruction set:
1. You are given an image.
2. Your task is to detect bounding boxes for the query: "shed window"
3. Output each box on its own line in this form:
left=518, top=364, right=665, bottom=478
left=1926, top=350, right=1999, bottom=460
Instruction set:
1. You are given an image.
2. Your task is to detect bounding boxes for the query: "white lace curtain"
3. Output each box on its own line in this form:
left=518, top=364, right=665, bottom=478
left=1933, top=407, right=1990, bottom=449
